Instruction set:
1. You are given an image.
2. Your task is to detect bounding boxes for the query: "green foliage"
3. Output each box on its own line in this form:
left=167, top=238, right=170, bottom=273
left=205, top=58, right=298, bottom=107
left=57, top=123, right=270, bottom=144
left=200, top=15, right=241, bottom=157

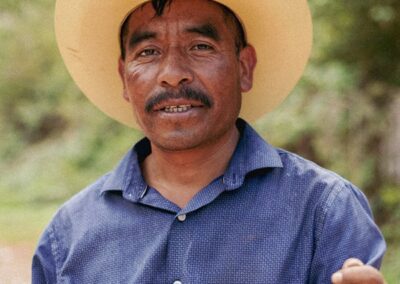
left=312, top=0, right=400, bottom=86
left=258, top=0, right=399, bottom=202
left=0, top=0, right=70, bottom=160
left=0, top=0, right=142, bottom=205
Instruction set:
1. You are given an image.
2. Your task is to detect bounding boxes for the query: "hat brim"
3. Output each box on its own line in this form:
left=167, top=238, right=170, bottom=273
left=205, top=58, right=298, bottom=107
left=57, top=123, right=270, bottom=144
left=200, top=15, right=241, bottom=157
left=55, top=0, right=312, bottom=129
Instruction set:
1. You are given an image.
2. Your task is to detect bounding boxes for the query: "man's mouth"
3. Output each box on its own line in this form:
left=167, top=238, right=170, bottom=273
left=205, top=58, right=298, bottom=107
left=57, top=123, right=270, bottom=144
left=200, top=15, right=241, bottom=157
left=153, top=101, right=206, bottom=114
left=145, top=87, right=213, bottom=114
left=162, top=104, right=192, bottom=113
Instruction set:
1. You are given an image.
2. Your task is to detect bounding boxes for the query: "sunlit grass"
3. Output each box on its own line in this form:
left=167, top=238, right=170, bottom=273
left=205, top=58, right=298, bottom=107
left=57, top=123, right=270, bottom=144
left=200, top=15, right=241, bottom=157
left=382, top=242, right=400, bottom=284
left=0, top=203, right=58, bottom=244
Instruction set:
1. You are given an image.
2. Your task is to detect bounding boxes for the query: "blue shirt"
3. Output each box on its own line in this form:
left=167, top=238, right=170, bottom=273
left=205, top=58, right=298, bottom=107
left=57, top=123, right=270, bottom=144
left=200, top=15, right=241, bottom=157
left=32, top=119, right=386, bottom=284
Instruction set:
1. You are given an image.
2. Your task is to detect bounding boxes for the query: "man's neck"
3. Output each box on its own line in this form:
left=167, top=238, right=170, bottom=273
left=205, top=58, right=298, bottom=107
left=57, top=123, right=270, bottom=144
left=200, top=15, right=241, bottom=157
left=142, top=127, right=240, bottom=208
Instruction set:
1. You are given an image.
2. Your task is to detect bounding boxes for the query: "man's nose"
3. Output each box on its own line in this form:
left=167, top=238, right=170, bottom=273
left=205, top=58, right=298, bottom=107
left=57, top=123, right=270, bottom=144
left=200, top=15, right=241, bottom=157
left=157, top=48, right=193, bottom=88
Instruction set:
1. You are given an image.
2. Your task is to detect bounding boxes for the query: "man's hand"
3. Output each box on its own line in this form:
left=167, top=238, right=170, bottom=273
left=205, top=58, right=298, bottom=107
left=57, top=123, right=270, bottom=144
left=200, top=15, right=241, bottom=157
left=331, top=258, right=386, bottom=284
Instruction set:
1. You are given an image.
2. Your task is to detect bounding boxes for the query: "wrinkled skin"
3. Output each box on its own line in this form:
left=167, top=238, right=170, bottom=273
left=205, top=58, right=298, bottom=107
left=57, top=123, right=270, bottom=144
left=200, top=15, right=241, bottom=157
left=119, top=0, right=256, bottom=152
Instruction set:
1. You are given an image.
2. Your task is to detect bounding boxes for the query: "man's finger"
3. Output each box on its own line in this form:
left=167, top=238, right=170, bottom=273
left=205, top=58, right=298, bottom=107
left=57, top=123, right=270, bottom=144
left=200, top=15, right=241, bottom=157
left=342, top=258, right=364, bottom=269
left=331, top=266, right=385, bottom=284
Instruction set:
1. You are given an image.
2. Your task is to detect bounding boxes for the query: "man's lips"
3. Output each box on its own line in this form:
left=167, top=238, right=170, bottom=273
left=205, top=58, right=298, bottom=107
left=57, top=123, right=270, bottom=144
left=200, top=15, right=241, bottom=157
left=153, top=100, right=205, bottom=113
left=163, top=105, right=192, bottom=113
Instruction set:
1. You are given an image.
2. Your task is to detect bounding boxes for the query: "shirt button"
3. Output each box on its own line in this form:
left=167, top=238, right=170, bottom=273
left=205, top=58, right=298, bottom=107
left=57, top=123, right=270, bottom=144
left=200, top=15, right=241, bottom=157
left=173, top=281, right=182, bottom=284
left=177, top=214, right=186, bottom=222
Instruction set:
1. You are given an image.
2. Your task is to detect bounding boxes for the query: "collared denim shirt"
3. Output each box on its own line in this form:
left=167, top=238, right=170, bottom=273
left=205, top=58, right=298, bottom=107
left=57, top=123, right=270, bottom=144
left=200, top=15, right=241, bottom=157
left=32, top=119, right=386, bottom=284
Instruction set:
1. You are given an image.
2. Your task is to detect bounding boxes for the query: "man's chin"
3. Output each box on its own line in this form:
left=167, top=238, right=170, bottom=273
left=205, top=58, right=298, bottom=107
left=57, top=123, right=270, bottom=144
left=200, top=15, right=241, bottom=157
left=145, top=125, right=218, bottom=151
left=150, top=134, right=206, bottom=152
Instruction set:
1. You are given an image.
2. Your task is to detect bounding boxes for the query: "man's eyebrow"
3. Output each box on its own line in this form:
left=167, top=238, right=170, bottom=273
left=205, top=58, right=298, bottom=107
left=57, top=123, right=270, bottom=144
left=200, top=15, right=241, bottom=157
left=185, top=23, right=220, bottom=42
left=128, top=30, right=158, bottom=50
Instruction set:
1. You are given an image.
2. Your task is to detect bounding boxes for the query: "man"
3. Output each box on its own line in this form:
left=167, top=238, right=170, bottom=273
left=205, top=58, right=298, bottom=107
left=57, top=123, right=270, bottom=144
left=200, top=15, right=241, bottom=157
left=33, top=0, right=386, bottom=283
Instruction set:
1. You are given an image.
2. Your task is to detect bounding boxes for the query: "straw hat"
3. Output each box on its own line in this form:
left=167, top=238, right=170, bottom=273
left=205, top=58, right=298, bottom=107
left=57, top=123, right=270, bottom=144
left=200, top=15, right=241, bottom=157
left=55, top=0, right=312, bottom=128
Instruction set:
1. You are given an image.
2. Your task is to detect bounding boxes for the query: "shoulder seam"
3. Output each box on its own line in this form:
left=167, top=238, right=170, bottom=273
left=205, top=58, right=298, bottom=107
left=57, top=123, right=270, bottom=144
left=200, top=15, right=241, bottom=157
left=315, top=183, right=345, bottom=243
left=48, top=224, right=61, bottom=282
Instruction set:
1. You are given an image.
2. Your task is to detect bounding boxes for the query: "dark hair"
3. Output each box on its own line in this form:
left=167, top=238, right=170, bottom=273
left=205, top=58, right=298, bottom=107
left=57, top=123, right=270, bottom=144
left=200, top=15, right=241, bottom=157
left=119, top=0, right=248, bottom=59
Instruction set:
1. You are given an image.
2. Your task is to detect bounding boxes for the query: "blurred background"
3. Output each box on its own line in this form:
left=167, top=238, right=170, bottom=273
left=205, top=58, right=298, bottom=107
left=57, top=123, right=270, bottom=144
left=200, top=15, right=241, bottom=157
left=0, top=0, right=399, bottom=283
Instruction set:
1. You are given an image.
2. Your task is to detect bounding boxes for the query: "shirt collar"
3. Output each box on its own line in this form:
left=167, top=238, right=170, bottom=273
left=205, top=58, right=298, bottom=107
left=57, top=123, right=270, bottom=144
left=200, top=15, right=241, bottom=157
left=100, top=138, right=149, bottom=200
left=222, top=118, right=283, bottom=190
left=100, top=118, right=282, bottom=197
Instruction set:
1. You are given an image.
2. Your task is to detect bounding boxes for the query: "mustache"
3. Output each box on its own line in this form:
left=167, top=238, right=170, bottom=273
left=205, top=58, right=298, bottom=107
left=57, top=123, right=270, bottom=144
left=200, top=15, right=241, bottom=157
left=145, top=87, right=213, bottom=113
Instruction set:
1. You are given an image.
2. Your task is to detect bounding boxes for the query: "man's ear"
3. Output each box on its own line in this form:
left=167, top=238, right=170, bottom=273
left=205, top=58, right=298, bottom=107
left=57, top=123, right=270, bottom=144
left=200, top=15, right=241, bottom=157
left=239, top=45, right=257, bottom=92
left=118, top=57, right=130, bottom=102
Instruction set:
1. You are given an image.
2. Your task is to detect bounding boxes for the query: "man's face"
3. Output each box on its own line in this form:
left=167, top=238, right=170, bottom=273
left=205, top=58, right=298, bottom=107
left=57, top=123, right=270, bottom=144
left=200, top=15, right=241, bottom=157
left=119, top=0, right=256, bottom=151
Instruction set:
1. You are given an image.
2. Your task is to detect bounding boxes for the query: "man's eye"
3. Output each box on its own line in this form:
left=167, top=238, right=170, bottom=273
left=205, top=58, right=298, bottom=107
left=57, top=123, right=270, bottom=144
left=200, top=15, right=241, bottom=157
left=138, top=49, right=159, bottom=57
left=192, top=44, right=213, bottom=51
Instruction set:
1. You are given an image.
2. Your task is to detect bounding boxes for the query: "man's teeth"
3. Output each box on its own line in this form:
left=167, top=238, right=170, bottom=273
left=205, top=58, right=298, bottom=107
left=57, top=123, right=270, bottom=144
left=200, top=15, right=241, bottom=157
left=163, top=105, right=192, bottom=113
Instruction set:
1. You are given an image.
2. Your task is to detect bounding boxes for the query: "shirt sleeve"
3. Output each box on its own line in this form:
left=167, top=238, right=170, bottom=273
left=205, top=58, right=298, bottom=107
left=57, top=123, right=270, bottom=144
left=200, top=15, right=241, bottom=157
left=309, top=183, right=386, bottom=283
left=32, top=226, right=58, bottom=284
